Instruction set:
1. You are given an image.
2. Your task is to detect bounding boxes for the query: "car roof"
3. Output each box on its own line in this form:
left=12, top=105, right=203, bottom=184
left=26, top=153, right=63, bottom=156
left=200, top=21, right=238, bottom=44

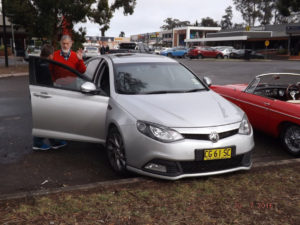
left=108, top=53, right=177, bottom=64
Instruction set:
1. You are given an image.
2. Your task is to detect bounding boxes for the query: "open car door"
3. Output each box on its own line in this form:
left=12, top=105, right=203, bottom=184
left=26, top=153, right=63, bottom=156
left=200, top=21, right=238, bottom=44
left=29, top=57, right=109, bottom=144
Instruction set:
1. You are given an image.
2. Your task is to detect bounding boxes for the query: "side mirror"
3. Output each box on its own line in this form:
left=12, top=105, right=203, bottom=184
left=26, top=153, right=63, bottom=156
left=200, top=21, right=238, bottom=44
left=81, top=82, right=97, bottom=94
left=203, top=77, right=212, bottom=87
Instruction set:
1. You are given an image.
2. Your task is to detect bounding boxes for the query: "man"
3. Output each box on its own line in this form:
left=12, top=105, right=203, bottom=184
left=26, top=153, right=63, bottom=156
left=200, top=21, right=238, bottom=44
left=51, top=35, right=86, bottom=87
left=33, top=44, right=67, bottom=151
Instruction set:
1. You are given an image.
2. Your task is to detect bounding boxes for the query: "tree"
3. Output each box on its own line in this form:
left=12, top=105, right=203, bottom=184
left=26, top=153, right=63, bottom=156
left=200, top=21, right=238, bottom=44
left=221, top=6, right=233, bottom=30
left=161, top=18, right=190, bottom=30
left=119, top=31, right=125, bottom=37
left=200, top=17, right=219, bottom=27
left=233, top=0, right=261, bottom=26
left=91, top=0, right=136, bottom=37
left=5, top=0, right=95, bottom=46
left=258, top=0, right=276, bottom=25
left=276, top=0, right=300, bottom=17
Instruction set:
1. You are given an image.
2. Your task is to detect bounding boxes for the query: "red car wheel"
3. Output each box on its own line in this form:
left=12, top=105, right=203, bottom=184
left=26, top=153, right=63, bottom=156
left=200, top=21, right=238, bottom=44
left=280, top=124, right=300, bottom=156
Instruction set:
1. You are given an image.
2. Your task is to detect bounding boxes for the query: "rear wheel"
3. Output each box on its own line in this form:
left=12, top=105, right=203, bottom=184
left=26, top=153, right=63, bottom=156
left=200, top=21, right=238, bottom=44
left=280, top=124, right=300, bottom=156
left=106, top=126, right=128, bottom=174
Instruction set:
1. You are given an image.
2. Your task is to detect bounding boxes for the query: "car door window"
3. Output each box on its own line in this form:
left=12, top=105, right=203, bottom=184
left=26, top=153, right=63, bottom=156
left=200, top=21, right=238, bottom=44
left=96, top=62, right=110, bottom=96
left=84, top=58, right=102, bottom=81
left=31, top=58, right=87, bottom=92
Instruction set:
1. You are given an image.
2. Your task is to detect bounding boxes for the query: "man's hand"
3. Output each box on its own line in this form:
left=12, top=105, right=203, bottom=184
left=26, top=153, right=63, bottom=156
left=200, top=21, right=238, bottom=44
left=76, top=48, right=83, bottom=60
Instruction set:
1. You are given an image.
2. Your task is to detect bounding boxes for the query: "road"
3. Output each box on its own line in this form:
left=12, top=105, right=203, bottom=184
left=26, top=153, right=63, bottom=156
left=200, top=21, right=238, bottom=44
left=0, top=59, right=298, bottom=194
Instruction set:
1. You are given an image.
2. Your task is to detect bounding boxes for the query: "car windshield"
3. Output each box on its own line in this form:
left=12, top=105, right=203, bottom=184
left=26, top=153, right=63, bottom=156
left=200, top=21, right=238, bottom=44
left=114, top=63, right=206, bottom=94
left=246, top=74, right=300, bottom=93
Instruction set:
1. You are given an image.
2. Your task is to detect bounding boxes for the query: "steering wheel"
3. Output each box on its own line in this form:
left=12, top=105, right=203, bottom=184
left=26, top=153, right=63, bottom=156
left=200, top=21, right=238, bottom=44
left=286, top=84, right=300, bottom=100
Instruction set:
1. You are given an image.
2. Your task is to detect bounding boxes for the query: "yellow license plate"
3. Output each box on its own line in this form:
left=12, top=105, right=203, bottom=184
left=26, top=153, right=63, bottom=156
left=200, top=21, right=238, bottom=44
left=204, top=148, right=232, bottom=160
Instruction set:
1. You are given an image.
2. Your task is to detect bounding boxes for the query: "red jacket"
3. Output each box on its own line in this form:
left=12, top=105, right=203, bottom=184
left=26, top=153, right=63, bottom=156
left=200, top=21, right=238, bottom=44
left=51, top=50, right=86, bottom=82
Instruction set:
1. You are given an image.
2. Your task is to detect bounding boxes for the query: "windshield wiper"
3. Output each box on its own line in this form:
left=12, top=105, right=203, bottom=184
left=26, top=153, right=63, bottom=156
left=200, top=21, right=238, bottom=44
left=141, top=89, right=205, bottom=94
left=183, top=88, right=205, bottom=93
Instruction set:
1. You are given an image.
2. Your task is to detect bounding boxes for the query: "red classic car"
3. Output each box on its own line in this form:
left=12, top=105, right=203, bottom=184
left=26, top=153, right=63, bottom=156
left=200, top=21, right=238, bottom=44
left=210, top=73, right=300, bottom=156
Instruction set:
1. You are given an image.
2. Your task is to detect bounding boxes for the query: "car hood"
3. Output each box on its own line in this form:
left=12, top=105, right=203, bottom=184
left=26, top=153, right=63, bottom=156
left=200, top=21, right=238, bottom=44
left=116, top=91, right=244, bottom=127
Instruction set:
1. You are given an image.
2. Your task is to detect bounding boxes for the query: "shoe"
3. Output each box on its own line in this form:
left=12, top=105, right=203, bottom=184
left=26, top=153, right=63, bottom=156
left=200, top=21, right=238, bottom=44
left=33, top=143, right=51, bottom=151
left=51, top=141, right=67, bottom=149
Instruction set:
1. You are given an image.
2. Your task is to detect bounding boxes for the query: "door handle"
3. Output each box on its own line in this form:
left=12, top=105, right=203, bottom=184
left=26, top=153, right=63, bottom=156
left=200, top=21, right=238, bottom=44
left=33, top=93, right=52, bottom=99
left=263, top=102, right=270, bottom=106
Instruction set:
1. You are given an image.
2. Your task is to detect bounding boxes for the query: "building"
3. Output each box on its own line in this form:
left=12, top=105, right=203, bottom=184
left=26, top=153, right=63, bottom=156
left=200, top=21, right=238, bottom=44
left=85, top=36, right=130, bottom=49
left=185, top=23, right=300, bottom=56
left=173, top=26, right=221, bottom=47
left=130, top=26, right=221, bottom=48
left=130, top=32, right=162, bottom=47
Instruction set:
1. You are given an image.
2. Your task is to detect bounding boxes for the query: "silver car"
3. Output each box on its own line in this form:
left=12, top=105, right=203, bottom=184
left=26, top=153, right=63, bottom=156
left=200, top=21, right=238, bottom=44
left=29, top=54, right=254, bottom=180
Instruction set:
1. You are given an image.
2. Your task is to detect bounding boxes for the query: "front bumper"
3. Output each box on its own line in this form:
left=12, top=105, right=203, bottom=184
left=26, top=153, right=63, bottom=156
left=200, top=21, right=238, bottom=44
left=120, top=122, right=254, bottom=180
left=127, top=151, right=252, bottom=180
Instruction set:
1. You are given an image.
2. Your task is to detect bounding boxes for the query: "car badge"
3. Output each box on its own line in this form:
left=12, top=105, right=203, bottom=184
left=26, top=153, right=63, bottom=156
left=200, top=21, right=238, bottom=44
left=209, top=132, right=219, bottom=143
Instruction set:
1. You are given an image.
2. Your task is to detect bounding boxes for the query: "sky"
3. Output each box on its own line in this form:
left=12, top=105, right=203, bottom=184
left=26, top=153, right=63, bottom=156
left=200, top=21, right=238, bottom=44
left=75, top=0, right=243, bottom=37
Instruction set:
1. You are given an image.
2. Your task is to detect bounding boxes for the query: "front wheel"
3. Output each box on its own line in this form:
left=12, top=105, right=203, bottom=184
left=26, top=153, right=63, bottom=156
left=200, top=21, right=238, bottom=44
left=280, top=124, right=300, bottom=156
left=106, top=127, right=128, bottom=174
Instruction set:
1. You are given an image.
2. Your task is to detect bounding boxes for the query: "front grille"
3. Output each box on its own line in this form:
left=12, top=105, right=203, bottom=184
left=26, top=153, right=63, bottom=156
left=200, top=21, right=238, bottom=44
left=182, top=129, right=239, bottom=141
left=180, top=155, right=244, bottom=174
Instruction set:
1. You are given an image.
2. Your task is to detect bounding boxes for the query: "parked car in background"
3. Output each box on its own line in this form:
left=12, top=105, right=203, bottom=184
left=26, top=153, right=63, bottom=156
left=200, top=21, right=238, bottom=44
left=29, top=53, right=254, bottom=180
left=24, top=46, right=41, bottom=61
left=211, top=73, right=300, bottom=156
left=110, top=42, right=153, bottom=54
left=213, top=46, right=236, bottom=59
left=83, top=46, right=100, bottom=59
left=187, top=46, right=223, bottom=59
left=230, top=49, right=264, bottom=59
left=160, top=47, right=188, bottom=58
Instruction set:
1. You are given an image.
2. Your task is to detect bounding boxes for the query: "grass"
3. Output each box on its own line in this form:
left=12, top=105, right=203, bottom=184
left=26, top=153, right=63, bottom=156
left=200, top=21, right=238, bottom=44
left=0, top=164, right=299, bottom=225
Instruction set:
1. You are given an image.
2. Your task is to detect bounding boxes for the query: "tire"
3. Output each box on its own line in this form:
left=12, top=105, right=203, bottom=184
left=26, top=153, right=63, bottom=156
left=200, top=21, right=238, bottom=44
left=216, top=54, right=223, bottom=59
left=182, top=53, right=187, bottom=59
left=167, top=53, right=172, bottom=58
left=280, top=124, right=300, bottom=156
left=224, top=55, right=229, bottom=59
left=106, top=126, right=128, bottom=174
left=198, top=54, right=203, bottom=59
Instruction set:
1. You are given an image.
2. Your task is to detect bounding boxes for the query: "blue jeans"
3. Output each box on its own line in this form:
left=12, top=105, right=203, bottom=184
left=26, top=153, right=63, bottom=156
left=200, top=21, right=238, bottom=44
left=33, top=137, right=63, bottom=147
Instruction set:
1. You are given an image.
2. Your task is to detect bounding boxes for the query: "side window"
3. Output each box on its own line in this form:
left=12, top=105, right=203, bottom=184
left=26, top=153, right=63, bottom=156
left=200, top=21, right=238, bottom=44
left=34, top=58, right=86, bottom=92
left=84, top=58, right=101, bottom=80
left=97, top=63, right=110, bottom=96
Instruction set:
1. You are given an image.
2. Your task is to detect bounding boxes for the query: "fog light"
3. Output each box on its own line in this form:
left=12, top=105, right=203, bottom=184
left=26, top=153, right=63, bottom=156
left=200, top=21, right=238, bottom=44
left=144, top=163, right=167, bottom=173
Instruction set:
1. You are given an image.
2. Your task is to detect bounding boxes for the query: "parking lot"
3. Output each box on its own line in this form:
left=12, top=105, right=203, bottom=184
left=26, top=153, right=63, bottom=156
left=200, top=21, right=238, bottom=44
left=0, top=59, right=299, bottom=195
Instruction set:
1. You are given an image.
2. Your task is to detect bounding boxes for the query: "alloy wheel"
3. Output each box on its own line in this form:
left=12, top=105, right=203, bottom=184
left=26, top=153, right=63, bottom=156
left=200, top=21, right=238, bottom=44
left=106, top=127, right=127, bottom=174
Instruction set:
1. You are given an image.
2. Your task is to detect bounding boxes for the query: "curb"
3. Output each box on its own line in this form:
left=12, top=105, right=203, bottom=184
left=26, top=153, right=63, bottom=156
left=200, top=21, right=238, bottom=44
left=0, top=73, right=28, bottom=78
left=0, top=158, right=299, bottom=201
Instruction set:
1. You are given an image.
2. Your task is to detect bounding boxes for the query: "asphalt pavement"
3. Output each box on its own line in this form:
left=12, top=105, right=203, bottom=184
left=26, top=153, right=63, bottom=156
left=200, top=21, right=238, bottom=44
left=0, top=59, right=298, bottom=195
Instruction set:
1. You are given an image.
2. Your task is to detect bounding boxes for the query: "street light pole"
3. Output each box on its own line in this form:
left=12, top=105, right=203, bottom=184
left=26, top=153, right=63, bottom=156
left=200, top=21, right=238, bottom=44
left=2, top=0, right=9, bottom=67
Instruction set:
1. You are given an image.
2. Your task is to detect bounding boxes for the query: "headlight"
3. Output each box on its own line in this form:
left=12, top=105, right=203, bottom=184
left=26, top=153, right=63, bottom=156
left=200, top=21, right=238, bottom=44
left=238, top=115, right=251, bottom=135
left=136, top=121, right=184, bottom=143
